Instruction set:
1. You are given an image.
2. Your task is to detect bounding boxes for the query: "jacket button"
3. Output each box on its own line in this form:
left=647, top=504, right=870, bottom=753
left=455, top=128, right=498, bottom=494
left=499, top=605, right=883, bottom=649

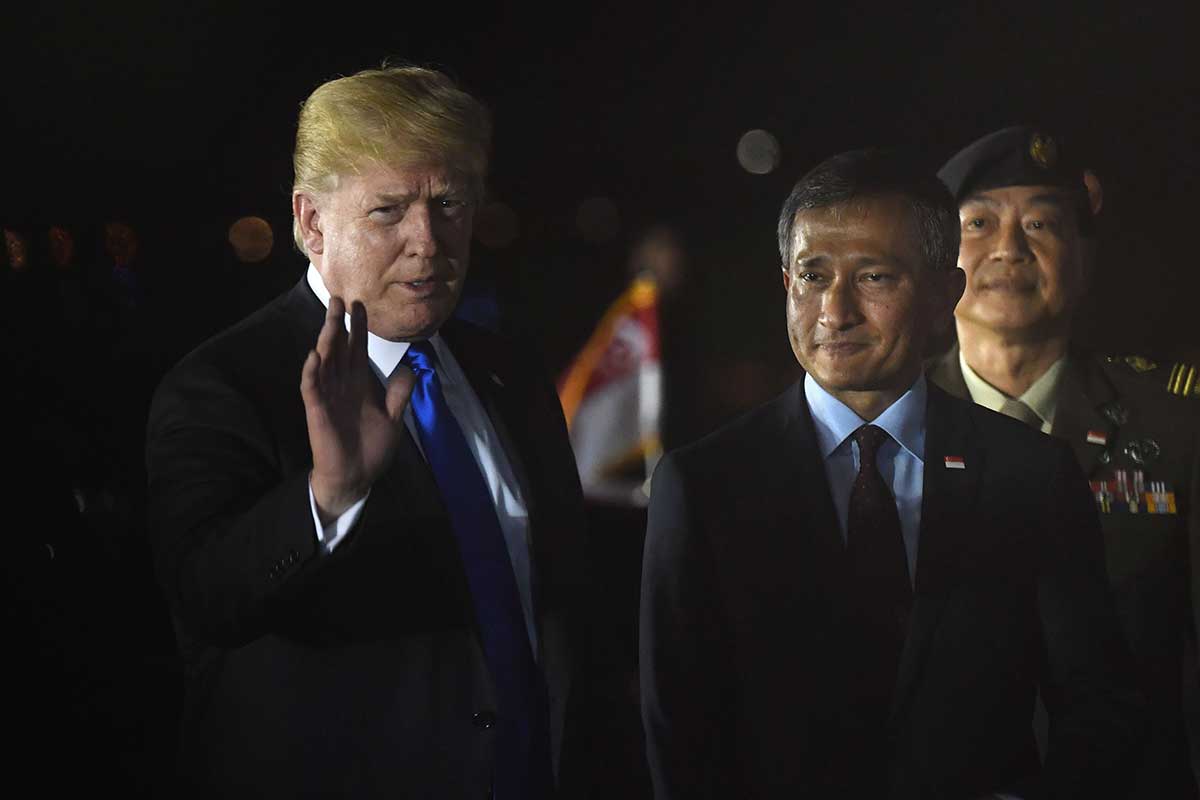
left=472, top=711, right=496, bottom=729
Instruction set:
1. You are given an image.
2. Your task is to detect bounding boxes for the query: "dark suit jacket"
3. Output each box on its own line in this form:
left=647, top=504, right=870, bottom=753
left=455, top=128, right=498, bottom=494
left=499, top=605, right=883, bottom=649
left=640, top=379, right=1145, bottom=800
left=931, top=345, right=1200, bottom=797
left=147, top=279, right=592, bottom=798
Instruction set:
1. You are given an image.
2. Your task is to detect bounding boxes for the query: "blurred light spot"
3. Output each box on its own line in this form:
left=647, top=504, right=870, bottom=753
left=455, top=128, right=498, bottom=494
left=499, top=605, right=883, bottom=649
left=4, top=229, right=29, bottom=272
left=474, top=201, right=519, bottom=249
left=229, top=216, right=274, bottom=263
left=737, top=129, right=781, bottom=175
left=48, top=225, right=76, bottom=268
left=576, top=196, right=621, bottom=243
left=104, top=221, right=139, bottom=267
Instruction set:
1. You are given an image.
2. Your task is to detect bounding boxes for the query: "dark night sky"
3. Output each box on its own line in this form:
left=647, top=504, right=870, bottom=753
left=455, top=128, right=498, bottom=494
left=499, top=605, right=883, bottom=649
left=4, top=1, right=1198, bottom=420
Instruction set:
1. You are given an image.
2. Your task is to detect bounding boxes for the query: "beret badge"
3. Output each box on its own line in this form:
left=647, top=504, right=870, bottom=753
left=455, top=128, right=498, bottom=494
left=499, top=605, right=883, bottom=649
left=1029, top=132, right=1058, bottom=169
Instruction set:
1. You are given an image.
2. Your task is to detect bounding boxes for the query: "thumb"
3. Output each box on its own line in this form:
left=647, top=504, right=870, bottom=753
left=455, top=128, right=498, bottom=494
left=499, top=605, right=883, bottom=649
left=385, top=365, right=417, bottom=425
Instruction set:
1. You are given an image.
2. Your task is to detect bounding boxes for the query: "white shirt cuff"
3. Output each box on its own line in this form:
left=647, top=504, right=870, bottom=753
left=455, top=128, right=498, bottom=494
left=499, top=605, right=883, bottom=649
left=308, top=482, right=369, bottom=553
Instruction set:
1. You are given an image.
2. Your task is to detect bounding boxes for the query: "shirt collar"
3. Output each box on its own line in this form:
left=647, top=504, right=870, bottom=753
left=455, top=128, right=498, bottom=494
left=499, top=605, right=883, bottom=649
left=306, top=264, right=450, bottom=384
left=804, top=372, right=927, bottom=462
left=958, top=349, right=1065, bottom=426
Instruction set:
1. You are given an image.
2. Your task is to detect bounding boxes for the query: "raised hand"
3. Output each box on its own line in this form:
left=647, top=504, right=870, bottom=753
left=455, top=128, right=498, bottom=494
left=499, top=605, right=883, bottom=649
left=300, top=297, right=415, bottom=522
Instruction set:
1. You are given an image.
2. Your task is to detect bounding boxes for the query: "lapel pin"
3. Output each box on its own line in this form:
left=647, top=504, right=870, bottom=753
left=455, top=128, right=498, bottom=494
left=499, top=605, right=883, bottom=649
left=1086, top=430, right=1108, bottom=446
left=944, top=456, right=966, bottom=470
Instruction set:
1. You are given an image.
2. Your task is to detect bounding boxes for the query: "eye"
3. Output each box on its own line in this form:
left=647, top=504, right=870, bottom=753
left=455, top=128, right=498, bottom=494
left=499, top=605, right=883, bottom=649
left=369, top=204, right=404, bottom=220
left=799, top=271, right=823, bottom=283
left=860, top=272, right=893, bottom=284
left=964, top=217, right=987, bottom=230
left=438, top=196, right=470, bottom=216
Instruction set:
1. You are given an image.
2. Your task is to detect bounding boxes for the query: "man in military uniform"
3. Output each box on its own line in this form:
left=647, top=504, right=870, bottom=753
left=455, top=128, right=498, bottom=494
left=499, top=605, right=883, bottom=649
left=930, top=125, right=1200, bottom=797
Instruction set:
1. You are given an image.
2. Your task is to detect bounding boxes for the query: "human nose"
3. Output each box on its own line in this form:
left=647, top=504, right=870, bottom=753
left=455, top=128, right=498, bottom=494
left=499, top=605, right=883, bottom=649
left=819, top=277, right=863, bottom=331
left=990, top=218, right=1032, bottom=263
left=404, top=202, right=440, bottom=259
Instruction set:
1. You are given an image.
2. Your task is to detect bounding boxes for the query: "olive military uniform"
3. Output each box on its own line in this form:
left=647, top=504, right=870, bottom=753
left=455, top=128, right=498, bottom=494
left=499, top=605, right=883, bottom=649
left=932, top=346, right=1200, bottom=796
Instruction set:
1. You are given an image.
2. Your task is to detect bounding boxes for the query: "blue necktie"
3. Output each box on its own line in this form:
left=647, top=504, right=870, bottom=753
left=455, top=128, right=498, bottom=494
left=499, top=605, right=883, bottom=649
left=402, top=341, right=552, bottom=800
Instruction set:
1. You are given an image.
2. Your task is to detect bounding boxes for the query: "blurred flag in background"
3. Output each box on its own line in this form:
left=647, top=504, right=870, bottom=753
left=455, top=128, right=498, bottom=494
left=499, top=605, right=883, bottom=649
left=558, top=275, right=662, bottom=507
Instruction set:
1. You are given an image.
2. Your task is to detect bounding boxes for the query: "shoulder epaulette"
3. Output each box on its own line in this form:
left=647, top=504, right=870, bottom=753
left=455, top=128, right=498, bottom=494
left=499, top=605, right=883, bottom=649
left=1166, top=362, right=1200, bottom=398
left=1106, top=354, right=1200, bottom=397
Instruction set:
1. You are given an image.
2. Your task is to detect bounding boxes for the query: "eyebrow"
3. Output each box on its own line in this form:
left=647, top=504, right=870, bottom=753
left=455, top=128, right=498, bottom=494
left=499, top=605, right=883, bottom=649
left=371, top=191, right=418, bottom=204
left=962, top=191, right=1070, bottom=211
left=961, top=194, right=1001, bottom=209
left=372, top=181, right=469, bottom=204
left=794, top=253, right=904, bottom=268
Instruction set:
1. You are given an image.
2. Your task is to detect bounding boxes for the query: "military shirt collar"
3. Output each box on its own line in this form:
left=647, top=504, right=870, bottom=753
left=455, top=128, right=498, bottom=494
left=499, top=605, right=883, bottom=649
left=958, top=349, right=1066, bottom=433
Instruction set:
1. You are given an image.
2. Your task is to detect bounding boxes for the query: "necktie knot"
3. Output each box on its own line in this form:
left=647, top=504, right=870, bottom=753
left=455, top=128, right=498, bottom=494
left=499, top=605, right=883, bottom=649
left=403, top=340, right=437, bottom=374
left=852, top=424, right=890, bottom=468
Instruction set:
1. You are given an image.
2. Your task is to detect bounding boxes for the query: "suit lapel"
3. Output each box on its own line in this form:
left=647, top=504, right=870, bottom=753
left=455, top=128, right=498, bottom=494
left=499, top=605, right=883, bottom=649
left=891, top=385, right=982, bottom=719
left=1051, top=353, right=1119, bottom=479
left=778, top=382, right=847, bottom=567
left=440, top=322, right=536, bottom=518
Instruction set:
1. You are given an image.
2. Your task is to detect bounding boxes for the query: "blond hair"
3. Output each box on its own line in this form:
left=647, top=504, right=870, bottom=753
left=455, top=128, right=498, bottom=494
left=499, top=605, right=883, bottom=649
left=292, top=65, right=492, bottom=253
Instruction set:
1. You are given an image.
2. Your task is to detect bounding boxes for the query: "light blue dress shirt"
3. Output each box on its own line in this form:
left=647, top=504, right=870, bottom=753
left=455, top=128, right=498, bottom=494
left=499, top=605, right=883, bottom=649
left=804, top=373, right=926, bottom=584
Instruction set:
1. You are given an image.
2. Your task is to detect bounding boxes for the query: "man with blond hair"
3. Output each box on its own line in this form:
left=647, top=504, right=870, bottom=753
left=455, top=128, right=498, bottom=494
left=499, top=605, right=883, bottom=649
left=147, top=66, right=594, bottom=798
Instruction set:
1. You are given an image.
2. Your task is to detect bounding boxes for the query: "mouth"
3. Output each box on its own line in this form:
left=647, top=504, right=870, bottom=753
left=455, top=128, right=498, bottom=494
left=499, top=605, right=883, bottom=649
left=978, top=271, right=1038, bottom=293
left=815, top=341, right=871, bottom=355
left=397, top=278, right=450, bottom=296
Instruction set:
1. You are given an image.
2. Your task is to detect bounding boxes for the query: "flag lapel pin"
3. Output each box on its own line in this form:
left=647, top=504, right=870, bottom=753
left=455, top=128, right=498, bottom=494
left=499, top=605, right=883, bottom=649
left=1086, top=430, right=1108, bottom=446
left=944, top=456, right=966, bottom=470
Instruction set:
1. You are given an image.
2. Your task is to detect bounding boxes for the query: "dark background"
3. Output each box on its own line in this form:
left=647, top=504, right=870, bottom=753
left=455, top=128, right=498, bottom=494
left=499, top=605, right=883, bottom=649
left=1, top=1, right=1197, bottom=793
left=5, top=0, right=1198, bottom=403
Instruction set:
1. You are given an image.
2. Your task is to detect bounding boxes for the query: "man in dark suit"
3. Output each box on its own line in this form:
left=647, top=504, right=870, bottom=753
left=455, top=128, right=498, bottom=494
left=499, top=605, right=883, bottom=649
left=147, top=66, right=592, bottom=798
left=929, top=125, right=1200, bottom=797
left=639, top=148, right=1145, bottom=799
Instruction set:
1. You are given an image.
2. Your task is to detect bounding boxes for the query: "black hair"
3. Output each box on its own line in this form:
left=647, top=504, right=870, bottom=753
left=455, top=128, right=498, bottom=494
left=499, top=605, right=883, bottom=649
left=777, top=148, right=960, bottom=273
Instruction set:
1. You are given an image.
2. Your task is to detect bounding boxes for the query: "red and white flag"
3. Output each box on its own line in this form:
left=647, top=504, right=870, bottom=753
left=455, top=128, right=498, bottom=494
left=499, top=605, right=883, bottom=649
left=558, top=276, right=662, bottom=506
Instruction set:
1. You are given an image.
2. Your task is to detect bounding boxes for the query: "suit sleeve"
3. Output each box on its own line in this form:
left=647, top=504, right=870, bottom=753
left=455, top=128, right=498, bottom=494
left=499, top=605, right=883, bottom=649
left=146, top=361, right=323, bottom=646
left=640, top=453, right=737, bottom=799
left=1034, top=439, right=1147, bottom=799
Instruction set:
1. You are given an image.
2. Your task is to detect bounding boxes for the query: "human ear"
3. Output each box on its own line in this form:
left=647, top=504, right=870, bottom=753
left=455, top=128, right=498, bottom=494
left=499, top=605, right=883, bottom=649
left=293, top=192, right=325, bottom=255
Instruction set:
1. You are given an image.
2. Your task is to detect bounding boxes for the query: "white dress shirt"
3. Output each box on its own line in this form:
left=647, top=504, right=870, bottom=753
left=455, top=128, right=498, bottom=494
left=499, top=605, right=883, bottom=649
left=304, top=265, right=537, bottom=649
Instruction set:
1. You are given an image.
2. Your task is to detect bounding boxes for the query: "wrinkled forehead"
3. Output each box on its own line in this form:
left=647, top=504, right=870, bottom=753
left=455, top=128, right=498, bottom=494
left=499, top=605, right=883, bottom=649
left=960, top=184, right=1074, bottom=213
left=329, top=148, right=479, bottom=194
left=791, top=195, right=922, bottom=252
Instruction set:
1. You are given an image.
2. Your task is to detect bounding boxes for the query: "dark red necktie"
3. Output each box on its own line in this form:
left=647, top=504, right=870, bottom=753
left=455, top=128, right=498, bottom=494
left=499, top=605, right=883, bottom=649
left=846, top=424, right=913, bottom=699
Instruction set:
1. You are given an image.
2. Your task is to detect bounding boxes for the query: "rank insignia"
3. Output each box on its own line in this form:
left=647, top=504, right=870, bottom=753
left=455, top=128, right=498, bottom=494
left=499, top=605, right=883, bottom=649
left=944, top=456, right=966, bottom=470
left=1029, top=132, right=1058, bottom=169
left=1086, top=430, right=1108, bottom=446
left=1167, top=362, right=1199, bottom=397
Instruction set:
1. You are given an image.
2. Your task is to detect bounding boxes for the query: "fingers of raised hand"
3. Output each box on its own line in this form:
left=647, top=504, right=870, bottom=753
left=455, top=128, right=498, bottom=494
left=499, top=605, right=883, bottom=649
left=315, top=296, right=349, bottom=380
left=347, top=300, right=369, bottom=369
left=300, top=349, right=323, bottom=406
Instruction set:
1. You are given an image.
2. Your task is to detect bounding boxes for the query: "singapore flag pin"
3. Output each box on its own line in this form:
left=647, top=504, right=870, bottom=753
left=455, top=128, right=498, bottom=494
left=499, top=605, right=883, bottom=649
left=944, top=456, right=966, bottom=470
